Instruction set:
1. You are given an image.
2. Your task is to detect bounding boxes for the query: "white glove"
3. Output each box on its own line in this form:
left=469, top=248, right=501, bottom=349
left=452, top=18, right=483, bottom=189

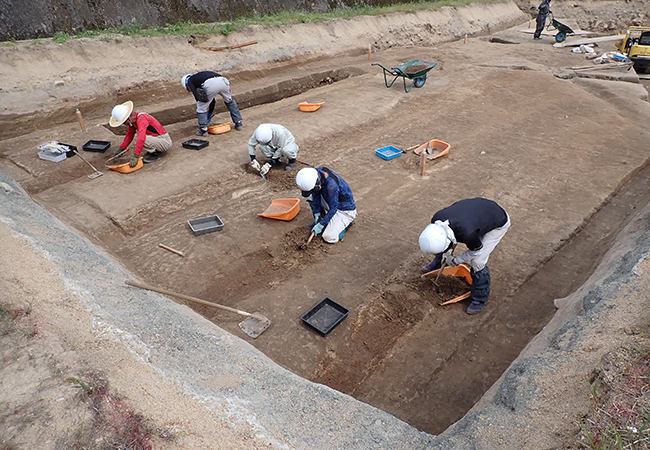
left=444, top=252, right=457, bottom=267
left=250, top=159, right=261, bottom=171
left=260, top=162, right=272, bottom=176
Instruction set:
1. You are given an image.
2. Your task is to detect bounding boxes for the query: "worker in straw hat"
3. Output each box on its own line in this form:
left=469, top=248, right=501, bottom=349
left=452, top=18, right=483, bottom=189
left=295, top=167, right=357, bottom=244
left=419, top=197, right=510, bottom=315
left=181, top=71, right=243, bottom=136
left=109, top=101, right=172, bottom=167
left=248, top=124, right=299, bottom=175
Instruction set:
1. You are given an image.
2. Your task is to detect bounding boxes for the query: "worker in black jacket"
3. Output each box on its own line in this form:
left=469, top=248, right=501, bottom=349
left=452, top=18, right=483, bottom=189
left=419, top=198, right=511, bottom=314
left=534, top=0, right=551, bottom=39
left=181, top=71, right=243, bottom=136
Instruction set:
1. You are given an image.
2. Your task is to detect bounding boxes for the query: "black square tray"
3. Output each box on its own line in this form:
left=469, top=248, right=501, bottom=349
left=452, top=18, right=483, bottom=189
left=188, top=214, right=224, bottom=235
left=58, top=143, right=78, bottom=158
left=182, top=139, right=209, bottom=150
left=301, top=297, right=349, bottom=336
left=82, top=140, right=111, bottom=153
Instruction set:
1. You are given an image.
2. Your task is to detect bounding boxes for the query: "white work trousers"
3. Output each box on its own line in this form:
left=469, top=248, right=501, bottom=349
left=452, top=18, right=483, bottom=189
left=464, top=213, right=510, bottom=272
left=196, top=77, right=233, bottom=113
left=323, top=209, right=357, bottom=244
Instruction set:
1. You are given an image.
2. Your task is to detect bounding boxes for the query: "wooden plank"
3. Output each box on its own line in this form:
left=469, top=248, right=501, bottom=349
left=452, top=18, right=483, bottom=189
left=201, top=41, right=258, bottom=52
left=554, top=34, right=626, bottom=48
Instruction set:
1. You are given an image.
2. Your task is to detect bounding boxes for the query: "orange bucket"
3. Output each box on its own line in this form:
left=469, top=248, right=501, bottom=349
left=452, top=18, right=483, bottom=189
left=258, top=198, right=301, bottom=221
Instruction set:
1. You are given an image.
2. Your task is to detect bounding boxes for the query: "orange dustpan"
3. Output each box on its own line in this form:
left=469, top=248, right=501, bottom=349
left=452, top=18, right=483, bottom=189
left=413, top=140, right=450, bottom=160
left=258, top=198, right=301, bottom=221
left=421, top=263, right=472, bottom=305
left=106, top=157, right=143, bottom=173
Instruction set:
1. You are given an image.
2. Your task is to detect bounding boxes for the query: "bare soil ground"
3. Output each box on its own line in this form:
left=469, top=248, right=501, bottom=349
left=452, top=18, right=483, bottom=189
left=3, top=1, right=650, bottom=448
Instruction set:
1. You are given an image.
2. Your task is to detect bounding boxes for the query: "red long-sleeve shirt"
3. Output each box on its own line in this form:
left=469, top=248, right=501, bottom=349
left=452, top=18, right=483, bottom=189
left=119, top=112, right=167, bottom=156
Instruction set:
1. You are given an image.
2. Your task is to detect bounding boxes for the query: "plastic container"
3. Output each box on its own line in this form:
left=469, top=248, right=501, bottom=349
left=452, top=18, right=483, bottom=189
left=258, top=198, right=301, bottom=221
left=207, top=123, right=231, bottom=134
left=375, top=145, right=402, bottom=160
left=182, top=139, right=210, bottom=150
left=298, top=101, right=325, bottom=112
left=188, top=214, right=224, bottom=235
left=82, top=140, right=111, bottom=153
left=301, top=298, right=349, bottom=336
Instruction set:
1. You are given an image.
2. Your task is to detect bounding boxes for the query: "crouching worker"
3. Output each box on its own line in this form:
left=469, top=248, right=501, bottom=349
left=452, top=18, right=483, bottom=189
left=109, top=101, right=172, bottom=167
left=419, top=197, right=510, bottom=315
left=248, top=124, right=299, bottom=175
left=295, top=167, right=357, bottom=244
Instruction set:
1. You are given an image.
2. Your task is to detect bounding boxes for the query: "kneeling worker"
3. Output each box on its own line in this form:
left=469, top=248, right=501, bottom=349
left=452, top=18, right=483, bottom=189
left=248, top=124, right=299, bottom=175
left=295, top=167, right=357, bottom=244
left=419, top=197, right=510, bottom=314
left=109, top=101, right=172, bottom=167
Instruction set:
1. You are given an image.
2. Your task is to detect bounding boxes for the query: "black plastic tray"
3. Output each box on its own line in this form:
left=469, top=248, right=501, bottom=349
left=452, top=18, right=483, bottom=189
left=301, top=297, right=349, bottom=336
left=188, top=214, right=224, bottom=235
left=82, top=140, right=111, bottom=153
left=182, top=139, right=209, bottom=150
left=58, top=143, right=78, bottom=158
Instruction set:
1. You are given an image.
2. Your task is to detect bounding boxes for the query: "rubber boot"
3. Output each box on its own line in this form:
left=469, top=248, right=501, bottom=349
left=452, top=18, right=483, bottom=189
left=285, top=158, right=296, bottom=171
left=422, top=254, right=442, bottom=272
left=338, top=221, right=354, bottom=241
left=196, top=113, right=209, bottom=136
left=467, top=266, right=491, bottom=314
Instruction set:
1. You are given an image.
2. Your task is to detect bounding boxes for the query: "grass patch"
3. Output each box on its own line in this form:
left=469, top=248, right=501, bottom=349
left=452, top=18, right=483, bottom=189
left=570, top=339, right=650, bottom=449
left=0, top=302, right=38, bottom=338
left=65, top=372, right=171, bottom=449
left=37, top=0, right=507, bottom=42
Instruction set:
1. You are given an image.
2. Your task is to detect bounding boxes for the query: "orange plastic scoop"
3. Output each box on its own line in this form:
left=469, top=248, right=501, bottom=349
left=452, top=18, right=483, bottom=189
left=299, top=101, right=325, bottom=112
left=258, top=198, right=301, bottom=221
left=421, top=263, right=472, bottom=305
left=106, top=157, right=143, bottom=173
left=413, top=140, right=450, bottom=160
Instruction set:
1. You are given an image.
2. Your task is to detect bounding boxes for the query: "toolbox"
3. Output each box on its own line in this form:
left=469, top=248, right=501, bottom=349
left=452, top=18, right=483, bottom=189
left=301, top=298, right=349, bottom=336
left=82, top=140, right=111, bottom=153
left=188, top=214, right=224, bottom=235
left=182, top=139, right=209, bottom=150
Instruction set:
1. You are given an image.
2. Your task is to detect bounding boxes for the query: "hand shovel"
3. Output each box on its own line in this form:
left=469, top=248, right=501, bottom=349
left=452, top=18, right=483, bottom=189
left=300, top=231, right=315, bottom=249
left=125, top=280, right=271, bottom=338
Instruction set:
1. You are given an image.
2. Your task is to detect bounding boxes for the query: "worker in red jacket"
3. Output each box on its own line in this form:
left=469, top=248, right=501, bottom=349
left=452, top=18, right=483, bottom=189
left=109, top=101, right=172, bottom=167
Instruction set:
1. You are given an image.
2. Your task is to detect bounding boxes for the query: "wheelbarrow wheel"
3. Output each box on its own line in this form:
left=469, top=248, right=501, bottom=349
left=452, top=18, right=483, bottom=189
left=414, top=77, right=426, bottom=88
left=555, top=31, right=567, bottom=43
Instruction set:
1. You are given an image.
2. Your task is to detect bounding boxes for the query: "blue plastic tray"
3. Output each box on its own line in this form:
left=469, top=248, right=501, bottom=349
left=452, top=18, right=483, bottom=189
left=375, top=145, right=402, bottom=160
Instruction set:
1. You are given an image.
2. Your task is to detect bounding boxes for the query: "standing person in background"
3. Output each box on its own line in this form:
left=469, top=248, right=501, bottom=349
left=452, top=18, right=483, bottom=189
left=533, top=0, right=551, bottom=39
left=419, top=197, right=510, bottom=315
left=109, top=101, right=172, bottom=167
left=181, top=71, right=243, bottom=136
left=248, top=124, right=299, bottom=175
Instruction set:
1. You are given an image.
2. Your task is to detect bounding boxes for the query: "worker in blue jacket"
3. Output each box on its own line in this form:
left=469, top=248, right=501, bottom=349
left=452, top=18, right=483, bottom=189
left=295, top=167, right=357, bottom=244
left=419, top=198, right=510, bottom=314
left=534, top=0, right=551, bottom=39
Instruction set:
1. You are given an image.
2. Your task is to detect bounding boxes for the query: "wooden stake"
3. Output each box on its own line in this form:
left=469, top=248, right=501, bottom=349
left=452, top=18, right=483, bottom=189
left=159, top=243, right=186, bottom=257
left=420, top=150, right=427, bottom=176
left=368, top=44, right=372, bottom=60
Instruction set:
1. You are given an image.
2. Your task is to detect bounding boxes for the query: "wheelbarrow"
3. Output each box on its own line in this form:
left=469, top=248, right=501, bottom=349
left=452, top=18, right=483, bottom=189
left=547, top=13, right=574, bottom=43
left=372, top=59, right=439, bottom=93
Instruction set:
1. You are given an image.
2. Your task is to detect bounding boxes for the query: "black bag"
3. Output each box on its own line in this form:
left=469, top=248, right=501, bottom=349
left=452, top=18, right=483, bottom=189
left=196, top=87, right=209, bottom=102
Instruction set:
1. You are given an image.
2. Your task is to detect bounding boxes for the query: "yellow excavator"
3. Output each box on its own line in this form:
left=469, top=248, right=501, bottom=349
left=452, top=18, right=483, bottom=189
left=616, top=26, right=650, bottom=74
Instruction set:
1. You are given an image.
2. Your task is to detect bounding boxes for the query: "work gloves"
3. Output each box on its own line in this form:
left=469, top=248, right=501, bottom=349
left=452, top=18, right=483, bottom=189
left=250, top=159, right=261, bottom=171
left=311, top=222, right=324, bottom=236
left=260, top=162, right=272, bottom=176
left=307, top=213, right=321, bottom=229
left=129, top=154, right=140, bottom=168
left=444, top=251, right=458, bottom=268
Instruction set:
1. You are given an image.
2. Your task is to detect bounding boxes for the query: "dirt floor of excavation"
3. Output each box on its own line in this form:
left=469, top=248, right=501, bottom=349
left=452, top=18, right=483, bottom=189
left=5, top=22, right=650, bottom=436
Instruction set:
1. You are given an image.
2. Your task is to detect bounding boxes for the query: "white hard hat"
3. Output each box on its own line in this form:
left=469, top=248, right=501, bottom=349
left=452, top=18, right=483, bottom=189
left=254, top=124, right=273, bottom=144
left=419, top=223, right=451, bottom=254
left=296, top=167, right=319, bottom=192
left=109, top=100, right=134, bottom=127
left=181, top=74, right=191, bottom=89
